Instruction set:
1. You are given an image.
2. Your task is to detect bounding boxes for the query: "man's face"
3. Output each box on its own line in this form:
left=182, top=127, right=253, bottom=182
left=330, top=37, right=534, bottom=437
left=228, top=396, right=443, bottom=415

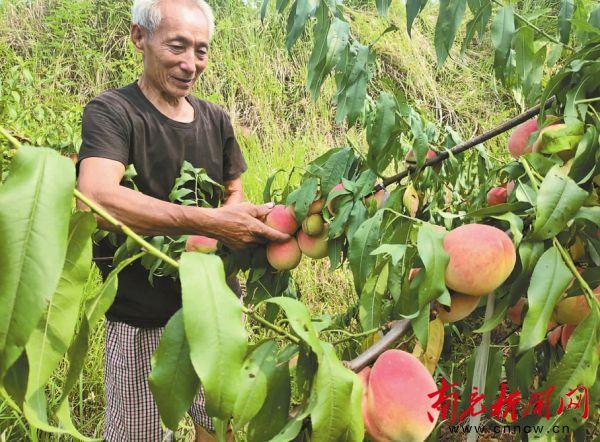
left=135, top=0, right=210, bottom=99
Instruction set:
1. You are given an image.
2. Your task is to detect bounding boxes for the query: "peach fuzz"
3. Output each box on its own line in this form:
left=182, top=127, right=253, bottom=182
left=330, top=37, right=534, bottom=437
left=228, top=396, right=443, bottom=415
left=435, top=292, right=480, bottom=323
left=360, top=350, right=439, bottom=442
left=266, top=238, right=302, bottom=271
left=443, top=224, right=516, bottom=297
left=265, top=204, right=298, bottom=235
left=185, top=235, right=218, bottom=254
left=297, top=225, right=329, bottom=259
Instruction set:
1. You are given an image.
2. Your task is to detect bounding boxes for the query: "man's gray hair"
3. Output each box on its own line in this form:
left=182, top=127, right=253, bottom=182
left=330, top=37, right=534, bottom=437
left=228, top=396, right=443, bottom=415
left=132, top=0, right=215, bottom=39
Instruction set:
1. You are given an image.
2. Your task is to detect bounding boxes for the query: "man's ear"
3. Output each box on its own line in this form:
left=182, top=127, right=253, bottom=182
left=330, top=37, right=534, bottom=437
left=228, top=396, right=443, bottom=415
left=131, top=24, right=145, bottom=52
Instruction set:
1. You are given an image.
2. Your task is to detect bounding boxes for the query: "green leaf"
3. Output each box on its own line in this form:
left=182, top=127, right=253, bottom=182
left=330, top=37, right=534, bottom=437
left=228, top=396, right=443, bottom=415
left=574, top=205, right=600, bottom=226
left=434, top=0, right=467, bottom=65
left=233, top=340, right=279, bottom=430
left=366, top=92, right=397, bottom=175
left=491, top=6, right=515, bottom=80
left=0, top=147, right=74, bottom=375
left=24, top=212, right=95, bottom=426
left=292, top=177, right=319, bottom=222
left=149, top=309, right=200, bottom=431
left=180, top=253, right=248, bottom=419
left=348, top=211, right=384, bottom=294
left=376, top=0, right=392, bottom=16
left=492, top=212, right=523, bottom=246
left=335, top=42, right=372, bottom=125
left=285, top=0, right=319, bottom=52
left=461, top=0, right=492, bottom=55
left=260, top=0, right=269, bottom=22
left=265, top=297, right=322, bottom=353
left=359, top=263, right=389, bottom=331
left=370, top=244, right=407, bottom=266
left=569, top=126, right=598, bottom=184
left=558, top=0, right=575, bottom=44
left=315, top=147, right=356, bottom=195
left=534, top=313, right=599, bottom=431
left=531, top=166, right=588, bottom=240
left=519, top=246, right=572, bottom=353
left=245, top=349, right=291, bottom=442
left=406, top=0, right=428, bottom=37
left=417, top=223, right=450, bottom=308
left=310, top=342, right=364, bottom=442
left=467, top=201, right=531, bottom=218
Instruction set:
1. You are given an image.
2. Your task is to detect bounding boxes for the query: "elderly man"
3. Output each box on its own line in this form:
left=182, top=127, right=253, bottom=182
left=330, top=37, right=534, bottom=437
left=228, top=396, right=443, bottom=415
left=76, top=0, right=288, bottom=440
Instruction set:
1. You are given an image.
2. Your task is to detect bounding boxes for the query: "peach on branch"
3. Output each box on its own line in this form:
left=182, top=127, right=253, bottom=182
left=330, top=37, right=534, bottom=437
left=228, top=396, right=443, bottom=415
left=434, top=291, right=480, bottom=323
left=301, top=214, right=324, bottom=236
left=443, top=224, right=516, bottom=297
left=507, top=298, right=526, bottom=326
left=547, top=325, right=563, bottom=348
left=508, top=118, right=539, bottom=159
left=185, top=235, right=218, bottom=254
left=359, top=350, right=439, bottom=442
left=266, top=238, right=302, bottom=271
left=560, top=324, right=576, bottom=349
left=308, top=198, right=325, bottom=215
left=405, top=148, right=440, bottom=172
left=297, top=225, right=329, bottom=259
left=486, top=186, right=508, bottom=206
left=265, top=204, right=298, bottom=235
left=365, top=188, right=389, bottom=209
left=553, top=286, right=600, bottom=325
left=327, top=183, right=346, bottom=215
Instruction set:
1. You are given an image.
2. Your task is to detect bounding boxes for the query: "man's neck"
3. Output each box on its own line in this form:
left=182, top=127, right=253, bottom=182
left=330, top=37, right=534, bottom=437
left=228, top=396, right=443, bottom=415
left=138, top=75, right=194, bottom=123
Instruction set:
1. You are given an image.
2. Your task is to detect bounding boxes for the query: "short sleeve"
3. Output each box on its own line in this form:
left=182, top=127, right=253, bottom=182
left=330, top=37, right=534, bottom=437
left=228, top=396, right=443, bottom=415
left=78, top=95, right=130, bottom=168
left=220, top=111, right=247, bottom=181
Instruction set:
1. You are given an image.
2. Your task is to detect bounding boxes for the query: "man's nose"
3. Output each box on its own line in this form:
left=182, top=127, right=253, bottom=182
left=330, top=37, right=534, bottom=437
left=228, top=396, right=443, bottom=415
left=179, top=50, right=196, bottom=75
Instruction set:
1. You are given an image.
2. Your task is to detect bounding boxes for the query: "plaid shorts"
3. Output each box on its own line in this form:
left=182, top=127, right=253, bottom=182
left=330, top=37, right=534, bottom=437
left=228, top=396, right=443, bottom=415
left=104, top=320, right=214, bottom=441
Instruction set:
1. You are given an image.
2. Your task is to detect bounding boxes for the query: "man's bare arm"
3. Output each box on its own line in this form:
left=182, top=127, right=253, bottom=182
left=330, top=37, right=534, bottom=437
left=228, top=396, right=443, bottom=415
left=223, top=177, right=244, bottom=206
left=76, top=157, right=289, bottom=249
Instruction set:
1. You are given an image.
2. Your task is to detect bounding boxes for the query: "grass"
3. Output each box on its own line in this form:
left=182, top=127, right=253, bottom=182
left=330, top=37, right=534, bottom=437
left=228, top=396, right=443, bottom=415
left=0, top=0, right=561, bottom=439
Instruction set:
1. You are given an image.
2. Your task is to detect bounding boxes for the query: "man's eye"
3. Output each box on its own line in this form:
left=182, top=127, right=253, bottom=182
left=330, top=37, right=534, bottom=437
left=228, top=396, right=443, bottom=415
left=170, top=45, right=184, bottom=51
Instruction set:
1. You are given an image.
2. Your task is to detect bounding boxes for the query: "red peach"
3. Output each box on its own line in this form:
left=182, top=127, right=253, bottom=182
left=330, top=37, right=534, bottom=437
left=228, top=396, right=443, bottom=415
left=486, top=187, right=508, bottom=206
left=547, top=325, right=563, bottom=348
left=185, top=235, right=218, bottom=254
left=444, top=224, right=516, bottom=296
left=508, top=118, right=539, bottom=159
left=297, top=225, right=329, bottom=259
left=560, top=324, right=576, bottom=349
left=435, top=292, right=481, bottom=323
left=266, top=238, right=302, bottom=271
left=265, top=204, right=298, bottom=235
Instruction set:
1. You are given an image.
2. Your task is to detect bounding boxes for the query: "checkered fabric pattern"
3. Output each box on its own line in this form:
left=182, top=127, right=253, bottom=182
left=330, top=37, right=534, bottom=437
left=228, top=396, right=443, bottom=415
left=104, top=320, right=214, bottom=441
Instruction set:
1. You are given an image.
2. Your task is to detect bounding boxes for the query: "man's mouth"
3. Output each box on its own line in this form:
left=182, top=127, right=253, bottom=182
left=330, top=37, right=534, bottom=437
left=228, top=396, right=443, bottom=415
left=171, top=76, right=193, bottom=86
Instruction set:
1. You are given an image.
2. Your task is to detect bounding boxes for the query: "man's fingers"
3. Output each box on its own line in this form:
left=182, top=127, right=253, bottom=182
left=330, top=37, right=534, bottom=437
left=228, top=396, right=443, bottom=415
left=253, top=202, right=275, bottom=219
left=259, top=223, right=291, bottom=243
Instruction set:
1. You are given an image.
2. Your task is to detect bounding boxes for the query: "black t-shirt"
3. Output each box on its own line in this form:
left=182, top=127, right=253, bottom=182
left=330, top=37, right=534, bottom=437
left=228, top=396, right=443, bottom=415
left=78, top=82, right=247, bottom=327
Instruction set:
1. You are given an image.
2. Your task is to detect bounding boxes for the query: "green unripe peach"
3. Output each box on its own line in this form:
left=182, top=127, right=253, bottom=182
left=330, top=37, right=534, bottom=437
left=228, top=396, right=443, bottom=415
left=301, top=214, right=324, bottom=236
left=266, top=238, right=302, bottom=271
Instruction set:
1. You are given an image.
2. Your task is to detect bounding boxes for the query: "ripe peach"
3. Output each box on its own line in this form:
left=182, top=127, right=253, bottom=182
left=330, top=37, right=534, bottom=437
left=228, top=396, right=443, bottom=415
left=265, top=204, right=298, bottom=235
left=297, top=225, right=329, bottom=259
left=301, top=214, right=324, bottom=236
left=308, top=198, right=325, bottom=215
left=185, top=235, right=218, bottom=254
left=560, top=324, right=576, bottom=349
left=553, top=286, right=600, bottom=325
left=266, top=238, right=302, bottom=271
left=486, top=187, right=508, bottom=206
left=327, top=183, right=346, bottom=215
left=508, top=118, right=539, bottom=158
left=360, top=350, right=439, bottom=442
left=547, top=325, right=563, bottom=348
left=365, top=188, right=389, bottom=209
left=507, top=298, right=526, bottom=326
left=444, top=224, right=516, bottom=296
left=434, top=292, right=480, bottom=323
left=405, top=148, right=438, bottom=165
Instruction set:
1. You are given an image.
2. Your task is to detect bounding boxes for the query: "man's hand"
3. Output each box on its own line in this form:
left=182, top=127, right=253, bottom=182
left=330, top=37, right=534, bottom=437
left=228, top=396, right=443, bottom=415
left=208, top=202, right=290, bottom=250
